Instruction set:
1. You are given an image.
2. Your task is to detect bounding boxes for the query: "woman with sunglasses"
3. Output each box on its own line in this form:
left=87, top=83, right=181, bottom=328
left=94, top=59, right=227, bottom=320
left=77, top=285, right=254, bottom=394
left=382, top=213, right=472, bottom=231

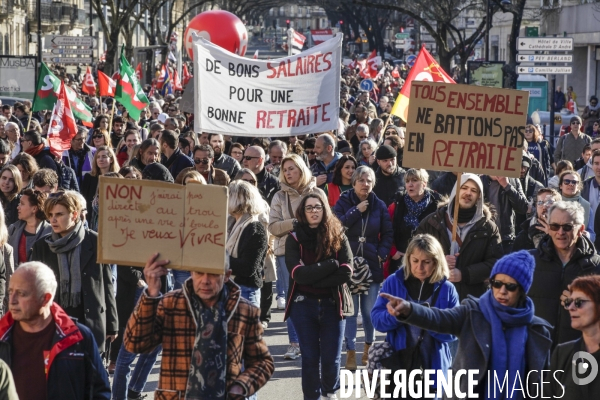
left=558, top=170, right=590, bottom=227
left=549, top=275, right=600, bottom=398
left=285, top=192, right=352, bottom=400
left=303, top=137, right=318, bottom=167
left=88, top=114, right=110, bottom=144
left=90, top=128, right=110, bottom=149
left=380, top=250, right=553, bottom=397
left=369, top=234, right=458, bottom=398
left=554, top=116, right=592, bottom=167
left=529, top=201, right=600, bottom=345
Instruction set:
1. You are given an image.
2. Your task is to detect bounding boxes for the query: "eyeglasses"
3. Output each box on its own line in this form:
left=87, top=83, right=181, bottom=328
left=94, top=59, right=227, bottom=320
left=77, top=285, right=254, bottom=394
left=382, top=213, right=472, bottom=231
left=564, top=298, right=591, bottom=309
left=305, top=150, right=316, bottom=155
left=536, top=199, right=555, bottom=206
left=243, top=156, right=260, bottom=161
left=304, top=205, right=324, bottom=213
left=194, top=158, right=209, bottom=165
left=242, top=179, right=257, bottom=185
left=549, top=223, right=575, bottom=232
left=489, top=279, right=520, bottom=292
left=563, top=179, right=579, bottom=186
left=92, top=134, right=104, bottom=139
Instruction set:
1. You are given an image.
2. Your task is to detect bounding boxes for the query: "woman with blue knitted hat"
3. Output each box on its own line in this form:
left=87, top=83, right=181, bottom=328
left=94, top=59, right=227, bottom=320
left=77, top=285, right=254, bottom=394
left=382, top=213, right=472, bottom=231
left=379, top=250, right=553, bottom=398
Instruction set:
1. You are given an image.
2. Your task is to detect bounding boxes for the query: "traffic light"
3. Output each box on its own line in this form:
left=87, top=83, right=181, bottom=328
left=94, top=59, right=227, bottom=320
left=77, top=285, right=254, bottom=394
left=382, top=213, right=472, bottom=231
left=286, top=19, right=290, bottom=28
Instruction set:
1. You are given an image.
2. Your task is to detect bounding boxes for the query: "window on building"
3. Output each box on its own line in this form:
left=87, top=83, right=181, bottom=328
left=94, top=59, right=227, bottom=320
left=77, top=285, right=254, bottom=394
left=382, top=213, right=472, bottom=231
left=4, top=34, right=9, bottom=55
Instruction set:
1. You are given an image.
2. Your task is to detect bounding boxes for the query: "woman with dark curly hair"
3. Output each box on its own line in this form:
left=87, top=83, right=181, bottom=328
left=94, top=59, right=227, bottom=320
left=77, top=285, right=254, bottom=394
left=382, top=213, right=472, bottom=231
left=285, top=192, right=353, bottom=400
left=325, top=155, right=357, bottom=207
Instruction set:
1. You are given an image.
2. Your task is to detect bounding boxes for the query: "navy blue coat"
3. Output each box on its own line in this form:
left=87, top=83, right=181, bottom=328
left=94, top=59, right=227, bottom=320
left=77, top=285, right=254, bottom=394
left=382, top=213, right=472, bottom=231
left=162, top=148, right=194, bottom=180
left=334, top=190, right=393, bottom=283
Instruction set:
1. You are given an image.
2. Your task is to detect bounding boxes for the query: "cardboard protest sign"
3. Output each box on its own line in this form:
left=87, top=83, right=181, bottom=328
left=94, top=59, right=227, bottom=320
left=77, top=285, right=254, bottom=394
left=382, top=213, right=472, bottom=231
left=193, top=33, right=342, bottom=137
left=403, top=81, right=529, bottom=178
left=98, top=176, right=228, bottom=274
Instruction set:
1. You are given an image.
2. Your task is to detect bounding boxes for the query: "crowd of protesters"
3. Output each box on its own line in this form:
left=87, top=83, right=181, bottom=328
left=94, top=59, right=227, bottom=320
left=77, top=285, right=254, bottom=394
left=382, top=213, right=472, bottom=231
left=0, top=57, right=597, bottom=400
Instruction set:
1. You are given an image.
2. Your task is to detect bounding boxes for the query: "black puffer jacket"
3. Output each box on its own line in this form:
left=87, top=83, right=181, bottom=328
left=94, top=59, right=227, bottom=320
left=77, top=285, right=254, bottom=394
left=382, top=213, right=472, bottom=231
left=529, top=235, right=600, bottom=346
left=415, top=204, right=503, bottom=300
left=373, top=166, right=406, bottom=206
left=480, top=175, right=529, bottom=241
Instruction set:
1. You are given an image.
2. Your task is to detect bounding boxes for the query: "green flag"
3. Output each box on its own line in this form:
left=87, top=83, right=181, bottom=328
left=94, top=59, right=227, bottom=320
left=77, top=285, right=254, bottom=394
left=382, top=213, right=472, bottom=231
left=65, top=85, right=94, bottom=126
left=115, top=47, right=149, bottom=120
left=32, top=63, right=61, bottom=112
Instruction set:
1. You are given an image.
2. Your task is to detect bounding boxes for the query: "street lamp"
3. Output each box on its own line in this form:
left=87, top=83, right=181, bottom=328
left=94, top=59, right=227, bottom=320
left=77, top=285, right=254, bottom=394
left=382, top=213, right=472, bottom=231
left=485, top=0, right=511, bottom=62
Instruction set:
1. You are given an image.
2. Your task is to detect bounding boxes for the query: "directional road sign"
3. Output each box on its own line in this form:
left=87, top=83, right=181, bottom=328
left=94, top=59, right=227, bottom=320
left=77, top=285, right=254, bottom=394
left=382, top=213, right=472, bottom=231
left=395, top=33, right=410, bottom=40
left=395, top=40, right=405, bottom=45
left=517, top=54, right=572, bottom=63
left=517, top=66, right=572, bottom=75
left=44, top=35, right=94, bottom=49
left=359, top=79, right=374, bottom=92
left=42, top=57, right=93, bottom=65
left=47, top=48, right=93, bottom=55
left=517, top=37, right=573, bottom=51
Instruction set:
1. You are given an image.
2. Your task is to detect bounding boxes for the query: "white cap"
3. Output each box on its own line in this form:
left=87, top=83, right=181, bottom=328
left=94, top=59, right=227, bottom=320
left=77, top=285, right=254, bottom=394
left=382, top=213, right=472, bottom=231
left=157, top=113, right=168, bottom=123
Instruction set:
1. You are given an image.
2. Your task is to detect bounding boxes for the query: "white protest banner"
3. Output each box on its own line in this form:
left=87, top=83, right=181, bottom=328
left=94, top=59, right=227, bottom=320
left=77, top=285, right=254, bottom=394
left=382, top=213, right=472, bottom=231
left=193, top=33, right=342, bottom=137
left=0, top=56, right=36, bottom=99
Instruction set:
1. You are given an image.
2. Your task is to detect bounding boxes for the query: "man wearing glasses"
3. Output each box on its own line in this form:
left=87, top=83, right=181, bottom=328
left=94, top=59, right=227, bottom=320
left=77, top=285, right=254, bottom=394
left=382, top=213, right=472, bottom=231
left=191, top=144, right=230, bottom=186
left=554, top=116, right=592, bottom=165
left=529, top=201, right=600, bottom=346
left=167, top=105, right=179, bottom=118
left=514, top=188, right=561, bottom=251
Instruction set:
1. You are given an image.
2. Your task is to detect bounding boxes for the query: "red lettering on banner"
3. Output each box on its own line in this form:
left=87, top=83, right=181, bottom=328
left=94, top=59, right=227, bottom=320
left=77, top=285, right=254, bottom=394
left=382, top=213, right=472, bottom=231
left=431, top=139, right=517, bottom=172
left=266, top=52, right=333, bottom=79
left=255, top=103, right=332, bottom=129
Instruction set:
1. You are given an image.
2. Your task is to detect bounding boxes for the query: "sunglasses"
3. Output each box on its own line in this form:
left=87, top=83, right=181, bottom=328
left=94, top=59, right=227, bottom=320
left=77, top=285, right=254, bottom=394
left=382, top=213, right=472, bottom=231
left=571, top=122, right=581, bottom=125
left=549, top=223, right=575, bottom=232
left=489, top=279, right=519, bottom=292
left=305, top=151, right=316, bottom=155
left=563, top=179, right=579, bottom=186
left=243, top=156, right=260, bottom=161
left=92, top=134, right=104, bottom=139
left=564, top=298, right=591, bottom=309
left=194, top=159, right=210, bottom=165
left=536, top=199, right=555, bottom=206
left=48, top=191, right=66, bottom=199
left=525, top=129, right=533, bottom=133
left=168, top=109, right=177, bottom=112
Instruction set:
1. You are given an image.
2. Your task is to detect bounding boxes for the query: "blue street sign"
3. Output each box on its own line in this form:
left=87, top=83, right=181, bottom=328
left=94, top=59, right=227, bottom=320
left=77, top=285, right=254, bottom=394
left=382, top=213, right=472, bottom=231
left=359, top=79, right=374, bottom=92
left=406, top=55, right=417, bottom=67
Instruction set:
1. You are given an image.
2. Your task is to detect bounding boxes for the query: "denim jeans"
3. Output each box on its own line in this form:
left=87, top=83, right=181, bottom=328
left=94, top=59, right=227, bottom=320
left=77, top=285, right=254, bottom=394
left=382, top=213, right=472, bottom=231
left=290, top=294, right=346, bottom=400
left=171, top=270, right=191, bottom=290
left=111, top=344, right=162, bottom=399
left=239, top=284, right=261, bottom=308
left=344, top=283, right=381, bottom=351
left=275, top=255, right=299, bottom=343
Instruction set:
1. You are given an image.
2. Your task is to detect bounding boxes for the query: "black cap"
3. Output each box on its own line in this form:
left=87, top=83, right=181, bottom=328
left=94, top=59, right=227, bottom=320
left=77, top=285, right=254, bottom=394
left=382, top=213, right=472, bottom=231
left=376, top=145, right=397, bottom=160
left=337, top=140, right=352, bottom=154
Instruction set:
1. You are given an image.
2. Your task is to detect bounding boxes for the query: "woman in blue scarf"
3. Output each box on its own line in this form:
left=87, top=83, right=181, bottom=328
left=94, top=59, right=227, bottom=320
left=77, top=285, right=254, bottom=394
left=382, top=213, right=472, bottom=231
left=379, top=251, right=553, bottom=399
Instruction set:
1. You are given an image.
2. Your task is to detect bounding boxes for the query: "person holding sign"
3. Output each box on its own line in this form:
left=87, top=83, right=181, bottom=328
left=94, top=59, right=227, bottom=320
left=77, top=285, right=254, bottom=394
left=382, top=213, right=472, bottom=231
left=124, top=253, right=274, bottom=400
left=30, top=191, right=118, bottom=352
left=415, top=173, right=503, bottom=301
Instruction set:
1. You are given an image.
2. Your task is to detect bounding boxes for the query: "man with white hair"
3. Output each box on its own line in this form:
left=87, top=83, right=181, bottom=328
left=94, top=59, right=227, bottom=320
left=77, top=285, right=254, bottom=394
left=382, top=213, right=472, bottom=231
left=0, top=262, right=110, bottom=399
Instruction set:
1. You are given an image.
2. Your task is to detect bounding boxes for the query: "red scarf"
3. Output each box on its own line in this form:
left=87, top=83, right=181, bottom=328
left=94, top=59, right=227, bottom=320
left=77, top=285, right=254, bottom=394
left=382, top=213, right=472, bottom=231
left=24, top=143, right=45, bottom=157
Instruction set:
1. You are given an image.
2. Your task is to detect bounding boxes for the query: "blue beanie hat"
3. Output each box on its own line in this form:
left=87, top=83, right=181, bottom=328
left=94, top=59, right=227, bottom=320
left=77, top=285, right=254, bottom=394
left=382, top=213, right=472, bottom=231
left=490, top=250, right=535, bottom=293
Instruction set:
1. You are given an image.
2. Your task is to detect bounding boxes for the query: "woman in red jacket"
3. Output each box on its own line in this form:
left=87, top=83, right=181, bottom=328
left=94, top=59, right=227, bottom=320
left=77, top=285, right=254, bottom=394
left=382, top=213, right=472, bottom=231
left=325, top=155, right=357, bottom=207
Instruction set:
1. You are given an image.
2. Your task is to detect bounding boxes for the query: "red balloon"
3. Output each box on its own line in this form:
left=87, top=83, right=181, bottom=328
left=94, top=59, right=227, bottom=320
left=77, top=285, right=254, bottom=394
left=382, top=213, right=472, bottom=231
left=184, top=10, right=248, bottom=60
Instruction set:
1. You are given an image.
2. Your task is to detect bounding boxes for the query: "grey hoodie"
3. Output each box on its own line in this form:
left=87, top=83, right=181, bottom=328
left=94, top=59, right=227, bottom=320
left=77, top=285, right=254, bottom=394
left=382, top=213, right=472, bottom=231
left=445, top=173, right=485, bottom=255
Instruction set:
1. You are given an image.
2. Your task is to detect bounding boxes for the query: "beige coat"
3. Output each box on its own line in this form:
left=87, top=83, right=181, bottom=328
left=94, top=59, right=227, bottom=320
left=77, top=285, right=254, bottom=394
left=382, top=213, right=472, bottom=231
left=268, top=177, right=324, bottom=256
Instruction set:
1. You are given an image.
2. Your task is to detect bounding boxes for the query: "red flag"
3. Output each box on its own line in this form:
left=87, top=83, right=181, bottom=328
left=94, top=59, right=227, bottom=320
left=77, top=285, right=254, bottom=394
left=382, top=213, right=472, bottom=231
left=98, top=70, right=116, bottom=97
left=135, top=63, right=143, bottom=82
left=182, top=64, right=192, bottom=86
left=156, top=64, right=168, bottom=90
left=391, top=65, right=400, bottom=79
left=48, top=82, right=78, bottom=157
left=81, top=67, right=97, bottom=95
left=390, top=46, right=455, bottom=122
left=173, top=69, right=183, bottom=91
left=348, top=59, right=357, bottom=70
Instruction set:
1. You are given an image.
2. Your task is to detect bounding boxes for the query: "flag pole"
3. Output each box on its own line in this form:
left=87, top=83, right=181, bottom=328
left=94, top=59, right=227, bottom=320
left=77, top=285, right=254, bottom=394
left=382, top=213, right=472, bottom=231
left=108, top=100, right=116, bottom=135
left=26, top=111, right=33, bottom=131
left=378, top=114, right=393, bottom=146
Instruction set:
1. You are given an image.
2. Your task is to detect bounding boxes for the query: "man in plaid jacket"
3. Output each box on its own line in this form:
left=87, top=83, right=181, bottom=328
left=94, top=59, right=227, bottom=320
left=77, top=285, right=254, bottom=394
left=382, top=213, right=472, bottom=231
left=124, top=253, right=274, bottom=399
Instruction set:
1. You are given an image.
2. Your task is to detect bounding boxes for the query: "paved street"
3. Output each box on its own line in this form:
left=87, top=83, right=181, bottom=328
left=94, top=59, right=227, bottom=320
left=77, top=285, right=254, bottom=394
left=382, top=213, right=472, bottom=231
left=133, top=286, right=376, bottom=399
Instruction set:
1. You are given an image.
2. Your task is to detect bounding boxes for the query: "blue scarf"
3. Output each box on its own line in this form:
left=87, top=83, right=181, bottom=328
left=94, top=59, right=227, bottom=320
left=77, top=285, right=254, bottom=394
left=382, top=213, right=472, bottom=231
left=403, top=191, right=430, bottom=230
left=479, top=290, right=534, bottom=400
